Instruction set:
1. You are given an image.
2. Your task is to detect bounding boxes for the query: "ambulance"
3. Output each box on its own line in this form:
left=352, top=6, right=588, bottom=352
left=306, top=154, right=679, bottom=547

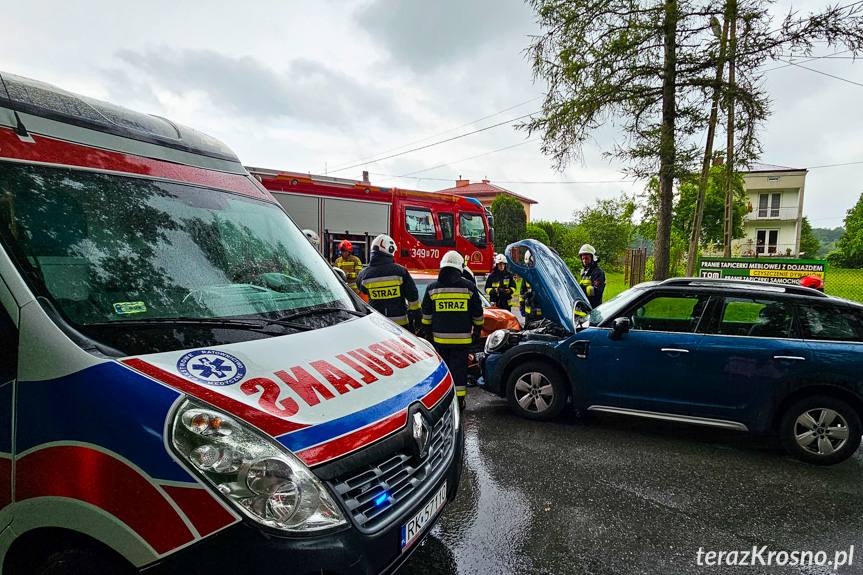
left=0, top=73, right=464, bottom=574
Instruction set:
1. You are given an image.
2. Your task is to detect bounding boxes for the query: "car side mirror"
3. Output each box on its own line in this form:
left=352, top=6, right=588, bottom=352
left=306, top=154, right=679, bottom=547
left=609, top=317, right=631, bottom=340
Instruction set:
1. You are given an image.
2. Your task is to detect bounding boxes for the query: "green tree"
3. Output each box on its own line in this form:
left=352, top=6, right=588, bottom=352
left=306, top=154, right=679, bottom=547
left=524, top=223, right=550, bottom=245
left=812, top=226, right=845, bottom=258
left=828, top=193, right=863, bottom=268
left=522, top=0, right=863, bottom=279
left=573, top=195, right=636, bottom=268
left=490, top=194, right=527, bottom=252
left=674, top=166, right=747, bottom=249
left=798, top=217, right=820, bottom=260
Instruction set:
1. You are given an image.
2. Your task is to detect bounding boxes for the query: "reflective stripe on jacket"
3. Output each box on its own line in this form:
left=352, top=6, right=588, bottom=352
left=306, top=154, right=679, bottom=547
left=420, top=269, right=484, bottom=346
left=335, top=255, right=363, bottom=289
left=356, top=254, right=420, bottom=326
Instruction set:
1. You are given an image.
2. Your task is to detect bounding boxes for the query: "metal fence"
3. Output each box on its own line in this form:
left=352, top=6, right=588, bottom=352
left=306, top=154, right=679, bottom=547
left=825, top=268, right=863, bottom=304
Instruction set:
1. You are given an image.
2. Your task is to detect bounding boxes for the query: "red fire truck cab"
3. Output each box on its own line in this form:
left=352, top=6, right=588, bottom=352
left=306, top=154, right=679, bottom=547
left=247, top=168, right=495, bottom=274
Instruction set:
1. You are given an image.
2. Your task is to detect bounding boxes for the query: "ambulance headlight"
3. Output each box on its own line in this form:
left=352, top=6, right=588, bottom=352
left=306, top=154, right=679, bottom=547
left=485, top=329, right=509, bottom=353
left=171, top=399, right=346, bottom=533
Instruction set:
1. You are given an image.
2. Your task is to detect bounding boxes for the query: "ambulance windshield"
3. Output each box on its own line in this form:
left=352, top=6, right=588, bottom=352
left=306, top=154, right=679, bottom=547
left=0, top=163, right=357, bottom=334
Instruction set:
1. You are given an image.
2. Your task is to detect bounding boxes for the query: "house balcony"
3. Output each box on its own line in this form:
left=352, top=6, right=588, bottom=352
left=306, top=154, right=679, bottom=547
left=743, top=206, right=799, bottom=221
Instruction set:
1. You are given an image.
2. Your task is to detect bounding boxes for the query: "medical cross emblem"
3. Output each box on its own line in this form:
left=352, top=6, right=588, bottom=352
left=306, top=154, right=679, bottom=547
left=177, top=349, right=246, bottom=387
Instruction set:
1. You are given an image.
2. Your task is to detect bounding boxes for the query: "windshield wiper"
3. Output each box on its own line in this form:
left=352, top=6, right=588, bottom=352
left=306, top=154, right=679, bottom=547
left=87, top=317, right=312, bottom=332
left=276, top=306, right=367, bottom=322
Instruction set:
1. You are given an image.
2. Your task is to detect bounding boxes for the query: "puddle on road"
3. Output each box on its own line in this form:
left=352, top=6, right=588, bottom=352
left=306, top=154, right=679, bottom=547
left=403, top=417, right=534, bottom=574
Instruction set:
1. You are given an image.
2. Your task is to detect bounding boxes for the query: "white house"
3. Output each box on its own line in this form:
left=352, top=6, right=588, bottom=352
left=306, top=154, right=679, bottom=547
left=733, top=163, right=807, bottom=257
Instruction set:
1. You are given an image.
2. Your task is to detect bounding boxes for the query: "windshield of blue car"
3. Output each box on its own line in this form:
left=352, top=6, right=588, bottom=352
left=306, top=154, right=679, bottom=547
left=587, top=286, right=646, bottom=325
left=0, top=162, right=358, bottom=349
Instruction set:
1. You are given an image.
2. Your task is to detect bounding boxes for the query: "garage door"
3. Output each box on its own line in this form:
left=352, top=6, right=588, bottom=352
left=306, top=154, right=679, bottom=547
left=324, top=198, right=389, bottom=235
left=272, top=193, right=320, bottom=230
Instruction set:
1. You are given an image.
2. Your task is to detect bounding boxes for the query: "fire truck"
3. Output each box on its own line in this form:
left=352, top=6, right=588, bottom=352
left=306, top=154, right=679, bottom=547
left=247, top=168, right=495, bottom=274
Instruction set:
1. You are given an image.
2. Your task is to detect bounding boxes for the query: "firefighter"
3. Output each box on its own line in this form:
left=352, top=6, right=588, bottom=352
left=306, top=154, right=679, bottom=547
left=356, top=234, right=421, bottom=332
left=519, top=250, right=543, bottom=325
left=486, top=253, right=516, bottom=310
left=577, top=244, right=606, bottom=308
left=334, top=239, right=363, bottom=293
left=420, top=251, right=484, bottom=410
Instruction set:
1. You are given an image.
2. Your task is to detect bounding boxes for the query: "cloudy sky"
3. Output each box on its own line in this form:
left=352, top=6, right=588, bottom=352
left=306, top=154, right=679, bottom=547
left=3, top=0, right=861, bottom=228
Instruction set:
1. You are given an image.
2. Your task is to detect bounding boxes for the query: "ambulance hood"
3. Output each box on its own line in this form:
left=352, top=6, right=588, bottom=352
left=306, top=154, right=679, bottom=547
left=506, top=239, right=591, bottom=333
left=122, top=313, right=450, bottom=467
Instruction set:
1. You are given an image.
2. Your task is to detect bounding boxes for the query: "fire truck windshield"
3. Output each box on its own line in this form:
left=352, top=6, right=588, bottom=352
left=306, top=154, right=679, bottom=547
left=459, top=212, right=487, bottom=248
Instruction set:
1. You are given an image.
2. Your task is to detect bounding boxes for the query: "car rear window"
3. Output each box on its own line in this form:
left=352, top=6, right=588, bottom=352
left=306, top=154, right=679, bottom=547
left=798, top=303, right=863, bottom=342
left=717, top=298, right=794, bottom=338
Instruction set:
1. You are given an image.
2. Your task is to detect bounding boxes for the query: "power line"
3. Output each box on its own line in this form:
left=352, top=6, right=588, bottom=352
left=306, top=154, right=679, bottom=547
left=322, top=96, right=542, bottom=173
left=776, top=59, right=863, bottom=88
left=327, top=110, right=539, bottom=175
left=394, top=139, right=540, bottom=179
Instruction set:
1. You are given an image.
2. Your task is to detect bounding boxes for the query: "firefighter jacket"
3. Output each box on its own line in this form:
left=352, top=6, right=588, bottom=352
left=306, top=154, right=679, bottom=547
left=579, top=262, right=606, bottom=308
left=486, top=267, right=516, bottom=309
left=519, top=279, right=542, bottom=318
left=335, top=254, right=363, bottom=291
left=420, top=267, right=484, bottom=347
left=356, top=252, right=420, bottom=327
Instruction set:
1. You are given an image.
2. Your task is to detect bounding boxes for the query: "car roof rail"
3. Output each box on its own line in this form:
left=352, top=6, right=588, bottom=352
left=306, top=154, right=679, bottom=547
left=658, top=277, right=828, bottom=297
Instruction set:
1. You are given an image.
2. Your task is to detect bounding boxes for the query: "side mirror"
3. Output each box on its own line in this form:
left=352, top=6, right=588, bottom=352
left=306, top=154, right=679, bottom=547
left=609, top=317, right=631, bottom=340
left=488, top=228, right=495, bottom=244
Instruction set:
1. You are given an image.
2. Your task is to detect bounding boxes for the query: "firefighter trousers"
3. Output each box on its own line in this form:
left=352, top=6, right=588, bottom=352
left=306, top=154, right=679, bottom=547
left=434, top=344, right=468, bottom=402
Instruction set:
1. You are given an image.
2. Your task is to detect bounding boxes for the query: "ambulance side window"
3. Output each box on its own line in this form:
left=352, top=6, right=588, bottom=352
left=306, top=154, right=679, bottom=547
left=0, top=306, right=16, bottom=384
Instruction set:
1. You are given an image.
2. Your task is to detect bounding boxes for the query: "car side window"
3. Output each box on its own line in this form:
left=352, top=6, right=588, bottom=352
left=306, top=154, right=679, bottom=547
left=627, top=294, right=709, bottom=333
left=798, top=303, right=862, bottom=342
left=717, top=297, right=794, bottom=338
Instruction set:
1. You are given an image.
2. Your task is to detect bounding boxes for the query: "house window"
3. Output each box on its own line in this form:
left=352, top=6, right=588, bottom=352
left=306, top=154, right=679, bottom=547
left=756, top=230, right=779, bottom=254
left=758, top=193, right=781, bottom=218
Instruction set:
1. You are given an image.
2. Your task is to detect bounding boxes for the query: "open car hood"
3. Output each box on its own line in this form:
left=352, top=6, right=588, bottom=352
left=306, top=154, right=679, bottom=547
left=506, top=239, right=590, bottom=333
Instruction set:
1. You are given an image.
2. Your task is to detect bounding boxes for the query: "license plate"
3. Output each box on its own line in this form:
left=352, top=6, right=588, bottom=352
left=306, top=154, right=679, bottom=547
left=400, top=481, right=447, bottom=552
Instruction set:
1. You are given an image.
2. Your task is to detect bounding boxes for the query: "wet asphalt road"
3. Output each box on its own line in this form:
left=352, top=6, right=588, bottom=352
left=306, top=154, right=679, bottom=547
left=401, top=389, right=863, bottom=575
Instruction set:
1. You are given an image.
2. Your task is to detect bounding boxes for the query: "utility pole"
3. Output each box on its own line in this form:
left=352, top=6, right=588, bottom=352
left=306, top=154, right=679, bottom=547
left=722, top=0, right=737, bottom=258
left=686, top=16, right=729, bottom=276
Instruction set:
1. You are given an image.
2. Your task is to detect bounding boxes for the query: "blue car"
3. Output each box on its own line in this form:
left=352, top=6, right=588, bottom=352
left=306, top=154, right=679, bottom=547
left=480, top=240, right=863, bottom=465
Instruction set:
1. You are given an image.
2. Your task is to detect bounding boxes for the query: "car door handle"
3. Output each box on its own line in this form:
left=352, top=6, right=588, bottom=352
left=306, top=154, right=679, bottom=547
left=774, top=355, right=805, bottom=361
left=660, top=348, right=690, bottom=354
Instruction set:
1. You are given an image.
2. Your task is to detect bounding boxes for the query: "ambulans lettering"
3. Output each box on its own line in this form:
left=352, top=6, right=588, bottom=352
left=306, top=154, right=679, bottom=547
left=274, top=367, right=336, bottom=406
left=369, top=343, right=410, bottom=369
left=382, top=339, right=422, bottom=363
left=309, top=360, right=363, bottom=394
left=241, top=377, right=300, bottom=417
left=369, top=286, right=401, bottom=299
left=239, top=339, right=438, bottom=411
left=347, top=349, right=394, bottom=376
left=436, top=300, right=467, bottom=312
left=335, top=354, right=379, bottom=384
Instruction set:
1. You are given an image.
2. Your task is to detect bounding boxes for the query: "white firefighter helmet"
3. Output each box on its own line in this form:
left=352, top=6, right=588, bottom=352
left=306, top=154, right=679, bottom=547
left=524, top=250, right=534, bottom=265
left=302, top=229, right=320, bottom=247
left=371, top=234, right=397, bottom=255
left=578, top=244, right=597, bottom=258
left=440, top=250, right=465, bottom=270
left=494, top=253, right=507, bottom=266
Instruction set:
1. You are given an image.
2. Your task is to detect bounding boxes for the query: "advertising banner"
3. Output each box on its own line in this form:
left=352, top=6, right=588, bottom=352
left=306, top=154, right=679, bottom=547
left=697, top=258, right=827, bottom=286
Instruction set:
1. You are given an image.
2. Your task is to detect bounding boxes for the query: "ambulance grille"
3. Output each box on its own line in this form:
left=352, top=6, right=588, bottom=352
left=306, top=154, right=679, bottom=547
left=327, top=403, right=455, bottom=533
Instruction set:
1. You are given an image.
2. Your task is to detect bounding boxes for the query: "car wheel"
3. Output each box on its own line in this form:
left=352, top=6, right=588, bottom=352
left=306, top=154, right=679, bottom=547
left=506, top=361, right=568, bottom=421
left=31, top=548, right=134, bottom=575
left=779, top=396, right=862, bottom=465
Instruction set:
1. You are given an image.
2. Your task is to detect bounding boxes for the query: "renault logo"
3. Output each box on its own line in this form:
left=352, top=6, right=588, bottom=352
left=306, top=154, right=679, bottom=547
left=412, top=412, right=431, bottom=459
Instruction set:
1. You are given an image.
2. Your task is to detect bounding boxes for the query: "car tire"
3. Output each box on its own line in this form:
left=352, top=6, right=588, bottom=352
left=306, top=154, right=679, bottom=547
left=30, top=547, right=134, bottom=575
left=506, top=361, right=568, bottom=421
left=779, top=395, right=862, bottom=465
